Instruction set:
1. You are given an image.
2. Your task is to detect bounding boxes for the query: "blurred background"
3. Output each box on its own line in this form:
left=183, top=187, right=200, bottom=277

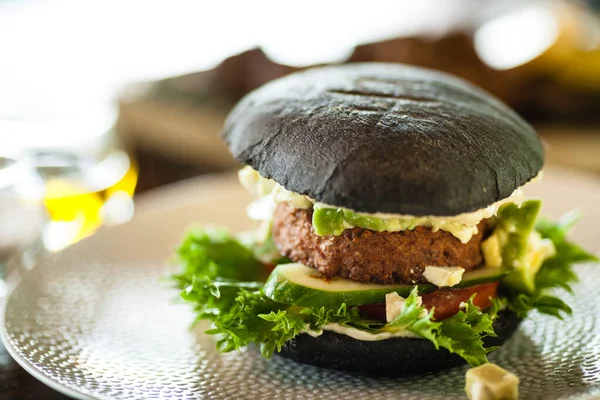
left=1, top=0, right=600, bottom=267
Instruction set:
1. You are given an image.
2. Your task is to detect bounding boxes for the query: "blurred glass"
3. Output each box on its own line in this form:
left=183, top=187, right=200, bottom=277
left=39, top=147, right=138, bottom=251
left=0, top=150, right=45, bottom=293
left=1, top=108, right=138, bottom=253
left=475, top=1, right=600, bottom=77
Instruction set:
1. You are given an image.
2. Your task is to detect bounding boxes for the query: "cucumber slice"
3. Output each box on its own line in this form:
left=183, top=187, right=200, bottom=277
left=458, top=266, right=512, bottom=286
left=264, top=263, right=426, bottom=308
left=264, top=263, right=511, bottom=308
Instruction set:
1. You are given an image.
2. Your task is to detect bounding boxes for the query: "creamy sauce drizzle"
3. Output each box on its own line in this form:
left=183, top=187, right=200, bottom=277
left=306, top=323, right=423, bottom=341
left=239, top=166, right=542, bottom=242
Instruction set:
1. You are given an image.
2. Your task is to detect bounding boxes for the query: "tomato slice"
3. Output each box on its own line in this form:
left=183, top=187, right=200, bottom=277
left=422, top=281, right=499, bottom=320
left=263, top=262, right=276, bottom=274
left=359, top=281, right=499, bottom=321
left=358, top=303, right=388, bottom=321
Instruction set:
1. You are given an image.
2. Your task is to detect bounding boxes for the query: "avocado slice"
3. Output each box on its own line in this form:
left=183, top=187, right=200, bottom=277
left=491, top=200, right=554, bottom=293
left=312, top=207, right=345, bottom=236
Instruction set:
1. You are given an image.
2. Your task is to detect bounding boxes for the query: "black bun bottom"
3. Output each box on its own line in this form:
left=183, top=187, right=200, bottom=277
left=277, top=310, right=521, bottom=376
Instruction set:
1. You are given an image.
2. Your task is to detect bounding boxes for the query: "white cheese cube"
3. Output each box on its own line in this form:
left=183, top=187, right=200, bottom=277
left=385, top=292, right=406, bottom=322
left=385, top=292, right=425, bottom=322
left=423, top=266, right=465, bottom=287
left=465, top=363, right=519, bottom=400
left=481, top=234, right=503, bottom=268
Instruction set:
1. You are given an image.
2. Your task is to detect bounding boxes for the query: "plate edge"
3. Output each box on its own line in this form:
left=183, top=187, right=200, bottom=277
left=0, top=275, right=99, bottom=400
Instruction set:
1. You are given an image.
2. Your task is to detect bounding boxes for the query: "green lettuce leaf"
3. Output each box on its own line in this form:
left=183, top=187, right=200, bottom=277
left=176, top=227, right=266, bottom=281
left=209, top=285, right=498, bottom=366
left=436, top=296, right=498, bottom=366
left=208, top=290, right=369, bottom=359
left=207, top=290, right=294, bottom=358
left=173, top=227, right=268, bottom=321
left=501, top=210, right=598, bottom=318
left=174, top=227, right=501, bottom=365
left=174, top=213, right=597, bottom=367
left=383, top=288, right=440, bottom=343
left=384, top=289, right=498, bottom=366
left=173, top=227, right=366, bottom=358
left=300, top=303, right=365, bottom=328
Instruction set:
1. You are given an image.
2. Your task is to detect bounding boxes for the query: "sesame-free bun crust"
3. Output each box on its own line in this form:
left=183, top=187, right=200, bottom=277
left=223, top=63, right=543, bottom=215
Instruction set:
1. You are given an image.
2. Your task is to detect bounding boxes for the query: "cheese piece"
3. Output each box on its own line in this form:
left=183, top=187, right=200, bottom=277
left=423, top=266, right=465, bottom=287
left=273, top=186, right=313, bottom=209
left=481, top=231, right=504, bottom=268
left=465, top=363, right=519, bottom=400
left=238, top=166, right=276, bottom=197
left=385, top=292, right=407, bottom=322
left=246, top=193, right=277, bottom=221
left=525, top=230, right=556, bottom=271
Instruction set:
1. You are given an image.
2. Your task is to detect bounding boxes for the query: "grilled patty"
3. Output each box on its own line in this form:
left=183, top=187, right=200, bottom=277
left=272, top=203, right=487, bottom=284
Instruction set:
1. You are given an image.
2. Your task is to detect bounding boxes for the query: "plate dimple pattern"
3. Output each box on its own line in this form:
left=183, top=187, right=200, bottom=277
left=2, top=256, right=599, bottom=399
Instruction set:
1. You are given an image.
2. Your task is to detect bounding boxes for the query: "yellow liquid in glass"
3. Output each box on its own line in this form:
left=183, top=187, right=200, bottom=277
left=43, top=153, right=138, bottom=247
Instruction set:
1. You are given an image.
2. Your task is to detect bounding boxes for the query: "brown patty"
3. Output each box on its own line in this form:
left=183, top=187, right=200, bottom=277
left=272, top=203, right=487, bottom=284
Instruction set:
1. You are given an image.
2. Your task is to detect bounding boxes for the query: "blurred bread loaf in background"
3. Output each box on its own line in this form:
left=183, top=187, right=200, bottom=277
left=117, top=1, right=600, bottom=192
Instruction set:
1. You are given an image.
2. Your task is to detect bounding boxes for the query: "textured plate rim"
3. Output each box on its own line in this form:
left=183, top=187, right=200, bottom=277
left=0, top=273, right=95, bottom=400
left=0, top=172, right=237, bottom=400
left=1, top=167, right=598, bottom=399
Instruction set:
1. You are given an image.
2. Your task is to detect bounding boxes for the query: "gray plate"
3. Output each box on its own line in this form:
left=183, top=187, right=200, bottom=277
left=1, top=168, right=600, bottom=400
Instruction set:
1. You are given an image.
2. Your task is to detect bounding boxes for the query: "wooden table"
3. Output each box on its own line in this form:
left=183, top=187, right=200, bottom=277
left=0, top=341, right=69, bottom=400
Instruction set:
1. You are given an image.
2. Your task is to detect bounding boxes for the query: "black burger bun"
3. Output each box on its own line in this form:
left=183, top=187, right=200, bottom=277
left=276, top=310, right=521, bottom=376
left=223, top=63, right=543, bottom=216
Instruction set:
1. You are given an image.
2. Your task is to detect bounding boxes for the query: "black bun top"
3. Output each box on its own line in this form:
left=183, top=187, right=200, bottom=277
left=223, top=63, right=544, bottom=215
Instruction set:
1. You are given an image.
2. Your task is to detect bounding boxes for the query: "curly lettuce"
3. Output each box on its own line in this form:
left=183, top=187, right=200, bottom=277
left=502, top=209, right=598, bottom=318
left=172, top=205, right=597, bottom=367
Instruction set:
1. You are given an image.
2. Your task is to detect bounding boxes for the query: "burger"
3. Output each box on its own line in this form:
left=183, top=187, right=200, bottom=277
left=173, top=63, right=596, bottom=375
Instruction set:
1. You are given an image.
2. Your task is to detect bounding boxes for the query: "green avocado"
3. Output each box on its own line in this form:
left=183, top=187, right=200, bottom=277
left=311, top=205, right=477, bottom=243
left=490, top=200, right=553, bottom=293
left=312, top=207, right=345, bottom=236
left=312, top=206, right=417, bottom=236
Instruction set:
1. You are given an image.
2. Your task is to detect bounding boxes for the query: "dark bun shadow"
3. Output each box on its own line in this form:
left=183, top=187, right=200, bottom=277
left=276, top=310, right=521, bottom=376
left=223, top=63, right=543, bottom=216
